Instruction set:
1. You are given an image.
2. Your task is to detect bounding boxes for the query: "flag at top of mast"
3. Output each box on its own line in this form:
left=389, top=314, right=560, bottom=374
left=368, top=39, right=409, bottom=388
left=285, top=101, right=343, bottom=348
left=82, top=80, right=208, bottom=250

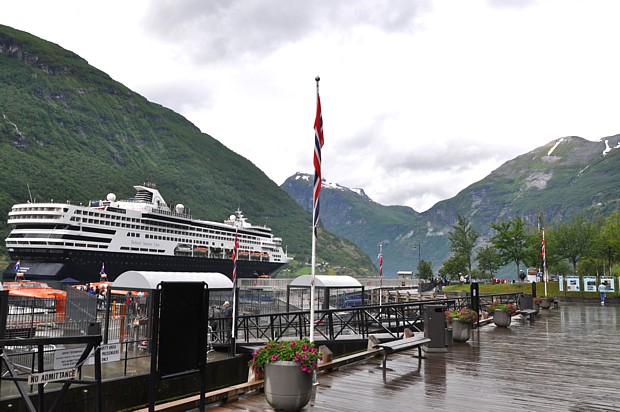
left=313, top=76, right=324, bottom=235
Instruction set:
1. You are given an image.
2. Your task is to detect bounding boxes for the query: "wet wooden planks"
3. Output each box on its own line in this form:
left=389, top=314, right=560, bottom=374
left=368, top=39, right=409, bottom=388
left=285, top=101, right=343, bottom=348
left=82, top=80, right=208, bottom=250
left=199, top=305, right=620, bottom=411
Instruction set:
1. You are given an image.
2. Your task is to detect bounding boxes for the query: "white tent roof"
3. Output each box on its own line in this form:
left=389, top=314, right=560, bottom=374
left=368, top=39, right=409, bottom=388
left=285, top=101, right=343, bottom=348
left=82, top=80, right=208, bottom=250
left=112, top=271, right=233, bottom=290
left=289, top=275, right=362, bottom=288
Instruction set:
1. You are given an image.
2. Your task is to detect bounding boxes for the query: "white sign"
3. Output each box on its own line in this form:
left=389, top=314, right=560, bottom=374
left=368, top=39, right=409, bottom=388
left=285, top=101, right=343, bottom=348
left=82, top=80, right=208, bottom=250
left=584, top=276, right=597, bottom=292
left=54, top=343, right=121, bottom=369
left=86, top=343, right=121, bottom=365
left=602, top=277, right=615, bottom=292
left=566, top=276, right=580, bottom=292
left=54, top=348, right=86, bottom=369
left=28, top=368, right=76, bottom=385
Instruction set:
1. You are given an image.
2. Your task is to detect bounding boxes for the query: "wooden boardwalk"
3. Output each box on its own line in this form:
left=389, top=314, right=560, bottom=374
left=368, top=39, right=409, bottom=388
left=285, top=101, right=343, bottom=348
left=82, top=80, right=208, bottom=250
left=191, top=304, right=620, bottom=412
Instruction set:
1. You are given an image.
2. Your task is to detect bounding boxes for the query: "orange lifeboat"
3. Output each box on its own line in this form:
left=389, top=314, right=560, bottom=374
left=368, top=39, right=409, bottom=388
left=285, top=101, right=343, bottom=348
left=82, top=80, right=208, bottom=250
left=4, top=280, right=67, bottom=320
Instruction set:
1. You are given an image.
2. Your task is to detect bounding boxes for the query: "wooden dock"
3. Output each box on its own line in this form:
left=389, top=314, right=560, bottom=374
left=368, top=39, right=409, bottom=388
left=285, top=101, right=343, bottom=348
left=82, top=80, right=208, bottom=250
left=177, top=304, right=620, bottom=411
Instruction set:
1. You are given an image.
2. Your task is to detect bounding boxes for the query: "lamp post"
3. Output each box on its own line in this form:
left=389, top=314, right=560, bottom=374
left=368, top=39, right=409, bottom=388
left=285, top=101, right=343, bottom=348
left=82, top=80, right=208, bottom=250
left=413, top=243, right=421, bottom=266
left=413, top=243, right=421, bottom=278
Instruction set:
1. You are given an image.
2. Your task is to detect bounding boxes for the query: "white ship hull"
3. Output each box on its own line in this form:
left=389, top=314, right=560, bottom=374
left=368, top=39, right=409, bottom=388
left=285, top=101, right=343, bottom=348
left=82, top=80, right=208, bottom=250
left=3, top=184, right=293, bottom=283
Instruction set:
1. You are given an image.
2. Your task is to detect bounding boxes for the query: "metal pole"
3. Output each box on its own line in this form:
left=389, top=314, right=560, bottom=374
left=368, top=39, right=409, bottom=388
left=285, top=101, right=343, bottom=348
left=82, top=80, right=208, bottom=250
left=310, top=76, right=321, bottom=342
left=378, top=244, right=383, bottom=307
left=148, top=288, right=161, bottom=412
left=417, top=243, right=421, bottom=265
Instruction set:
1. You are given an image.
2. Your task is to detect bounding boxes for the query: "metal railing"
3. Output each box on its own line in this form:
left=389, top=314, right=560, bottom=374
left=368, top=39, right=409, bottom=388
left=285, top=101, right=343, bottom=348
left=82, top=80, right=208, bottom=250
left=0, top=290, right=522, bottom=386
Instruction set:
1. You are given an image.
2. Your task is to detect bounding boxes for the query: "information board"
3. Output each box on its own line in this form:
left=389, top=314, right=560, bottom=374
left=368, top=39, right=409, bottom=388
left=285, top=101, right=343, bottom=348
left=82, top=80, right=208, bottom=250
left=601, top=277, right=615, bottom=292
left=584, top=276, right=597, bottom=292
left=566, top=276, right=580, bottom=292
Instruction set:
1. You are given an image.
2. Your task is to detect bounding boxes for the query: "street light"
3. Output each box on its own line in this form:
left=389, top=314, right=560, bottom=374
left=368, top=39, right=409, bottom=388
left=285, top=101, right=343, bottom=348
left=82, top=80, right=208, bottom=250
left=413, top=242, right=421, bottom=268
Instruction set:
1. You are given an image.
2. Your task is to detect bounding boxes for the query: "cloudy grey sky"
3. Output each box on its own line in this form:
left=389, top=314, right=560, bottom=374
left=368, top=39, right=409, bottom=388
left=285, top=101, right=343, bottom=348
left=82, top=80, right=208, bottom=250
left=4, top=0, right=620, bottom=211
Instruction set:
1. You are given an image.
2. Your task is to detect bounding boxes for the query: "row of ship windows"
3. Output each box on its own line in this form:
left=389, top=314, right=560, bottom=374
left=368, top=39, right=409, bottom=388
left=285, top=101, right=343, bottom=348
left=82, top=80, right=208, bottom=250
left=141, top=233, right=227, bottom=247
left=119, top=246, right=166, bottom=253
left=11, top=207, right=67, bottom=213
left=67, top=216, right=264, bottom=246
left=8, top=240, right=166, bottom=254
left=7, top=240, right=282, bottom=259
left=10, top=210, right=268, bottom=247
left=7, top=240, right=109, bottom=249
left=75, top=210, right=255, bottom=237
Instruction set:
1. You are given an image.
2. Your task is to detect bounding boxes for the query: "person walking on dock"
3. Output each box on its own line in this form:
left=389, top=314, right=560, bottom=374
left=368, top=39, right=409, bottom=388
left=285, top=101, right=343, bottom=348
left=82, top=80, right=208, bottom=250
left=222, top=301, right=233, bottom=342
left=598, top=281, right=608, bottom=306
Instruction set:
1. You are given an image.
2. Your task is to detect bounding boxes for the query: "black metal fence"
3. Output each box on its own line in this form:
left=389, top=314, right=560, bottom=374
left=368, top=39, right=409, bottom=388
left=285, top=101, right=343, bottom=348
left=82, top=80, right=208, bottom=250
left=0, top=288, right=522, bottom=389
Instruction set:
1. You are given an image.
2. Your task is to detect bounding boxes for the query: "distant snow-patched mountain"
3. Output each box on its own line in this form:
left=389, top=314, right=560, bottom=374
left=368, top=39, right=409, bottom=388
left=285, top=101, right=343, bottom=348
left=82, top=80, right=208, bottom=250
left=282, top=135, right=620, bottom=277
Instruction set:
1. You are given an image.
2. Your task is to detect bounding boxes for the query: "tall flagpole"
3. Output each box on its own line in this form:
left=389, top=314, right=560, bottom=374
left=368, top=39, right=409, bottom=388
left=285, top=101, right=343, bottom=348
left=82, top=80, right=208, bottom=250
left=310, top=76, right=324, bottom=342
left=230, top=227, right=239, bottom=356
left=378, top=245, right=383, bottom=307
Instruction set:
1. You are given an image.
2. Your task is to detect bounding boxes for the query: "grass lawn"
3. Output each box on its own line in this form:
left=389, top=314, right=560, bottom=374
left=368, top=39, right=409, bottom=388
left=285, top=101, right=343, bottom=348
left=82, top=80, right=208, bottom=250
left=443, top=281, right=618, bottom=299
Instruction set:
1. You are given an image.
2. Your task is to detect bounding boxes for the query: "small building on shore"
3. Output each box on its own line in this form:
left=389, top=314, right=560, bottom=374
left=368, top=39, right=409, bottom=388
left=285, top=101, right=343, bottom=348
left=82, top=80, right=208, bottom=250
left=397, top=271, right=414, bottom=280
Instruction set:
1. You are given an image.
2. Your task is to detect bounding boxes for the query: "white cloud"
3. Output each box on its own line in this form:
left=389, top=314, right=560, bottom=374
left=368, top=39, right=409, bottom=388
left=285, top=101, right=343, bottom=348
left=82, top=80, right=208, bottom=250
left=3, top=0, right=620, bottom=212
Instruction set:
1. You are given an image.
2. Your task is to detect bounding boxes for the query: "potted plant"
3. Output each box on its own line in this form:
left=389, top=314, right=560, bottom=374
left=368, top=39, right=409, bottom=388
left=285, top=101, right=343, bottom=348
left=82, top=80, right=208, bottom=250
left=539, top=296, right=554, bottom=309
left=445, top=308, right=478, bottom=342
left=487, top=303, right=517, bottom=327
left=249, top=338, right=320, bottom=411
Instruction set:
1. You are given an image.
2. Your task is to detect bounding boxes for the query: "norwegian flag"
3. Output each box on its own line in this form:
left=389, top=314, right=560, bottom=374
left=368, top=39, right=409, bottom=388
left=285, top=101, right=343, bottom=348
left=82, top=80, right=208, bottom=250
left=100, top=262, right=105, bottom=274
left=313, top=93, right=324, bottom=234
left=13, top=260, right=20, bottom=272
left=232, top=230, right=239, bottom=283
left=541, top=230, right=546, bottom=267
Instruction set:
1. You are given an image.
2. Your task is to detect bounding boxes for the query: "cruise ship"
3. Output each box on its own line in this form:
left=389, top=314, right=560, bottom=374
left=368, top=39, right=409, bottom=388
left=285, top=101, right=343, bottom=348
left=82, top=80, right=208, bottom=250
left=3, top=183, right=293, bottom=283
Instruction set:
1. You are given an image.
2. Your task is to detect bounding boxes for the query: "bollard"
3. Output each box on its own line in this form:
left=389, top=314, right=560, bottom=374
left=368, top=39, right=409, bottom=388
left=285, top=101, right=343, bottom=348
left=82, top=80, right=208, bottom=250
left=470, top=283, right=480, bottom=328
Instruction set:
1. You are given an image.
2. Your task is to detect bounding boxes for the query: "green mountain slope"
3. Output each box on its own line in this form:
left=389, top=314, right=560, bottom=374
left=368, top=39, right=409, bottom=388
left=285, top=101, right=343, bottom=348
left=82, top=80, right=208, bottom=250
left=282, top=173, right=423, bottom=275
left=283, top=136, right=620, bottom=277
left=0, top=25, right=376, bottom=277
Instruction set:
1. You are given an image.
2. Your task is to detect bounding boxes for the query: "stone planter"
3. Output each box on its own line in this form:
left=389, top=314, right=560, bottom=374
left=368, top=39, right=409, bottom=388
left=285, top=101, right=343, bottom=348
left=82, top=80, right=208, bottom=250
left=492, top=310, right=512, bottom=328
left=451, top=318, right=472, bottom=342
left=264, top=361, right=313, bottom=411
left=541, top=298, right=552, bottom=309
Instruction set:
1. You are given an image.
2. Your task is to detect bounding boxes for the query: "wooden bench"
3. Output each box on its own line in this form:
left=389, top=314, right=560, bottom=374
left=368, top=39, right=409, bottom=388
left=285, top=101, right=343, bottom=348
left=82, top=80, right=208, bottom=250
left=375, top=335, right=431, bottom=369
left=518, top=309, right=537, bottom=321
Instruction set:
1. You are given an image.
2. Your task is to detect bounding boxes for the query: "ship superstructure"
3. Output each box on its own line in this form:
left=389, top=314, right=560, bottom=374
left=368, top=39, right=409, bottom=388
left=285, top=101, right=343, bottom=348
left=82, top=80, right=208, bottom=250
left=4, top=184, right=292, bottom=282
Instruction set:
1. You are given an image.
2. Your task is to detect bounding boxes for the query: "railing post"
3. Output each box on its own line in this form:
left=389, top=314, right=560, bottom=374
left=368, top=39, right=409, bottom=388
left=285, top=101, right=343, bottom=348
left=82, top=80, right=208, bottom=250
left=0, top=290, right=9, bottom=340
left=470, top=283, right=480, bottom=329
left=328, top=311, right=334, bottom=341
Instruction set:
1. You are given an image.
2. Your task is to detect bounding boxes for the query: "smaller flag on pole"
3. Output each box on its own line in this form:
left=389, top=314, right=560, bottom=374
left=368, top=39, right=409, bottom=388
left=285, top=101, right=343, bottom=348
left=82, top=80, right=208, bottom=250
left=13, top=260, right=21, bottom=272
left=378, top=247, right=383, bottom=283
left=232, top=230, right=239, bottom=283
left=100, top=263, right=105, bottom=275
left=541, top=230, right=546, bottom=267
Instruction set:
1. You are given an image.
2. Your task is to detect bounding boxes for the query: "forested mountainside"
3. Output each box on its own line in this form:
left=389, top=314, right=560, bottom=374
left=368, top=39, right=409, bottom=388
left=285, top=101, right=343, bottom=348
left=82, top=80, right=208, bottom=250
left=0, top=24, right=376, bottom=277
